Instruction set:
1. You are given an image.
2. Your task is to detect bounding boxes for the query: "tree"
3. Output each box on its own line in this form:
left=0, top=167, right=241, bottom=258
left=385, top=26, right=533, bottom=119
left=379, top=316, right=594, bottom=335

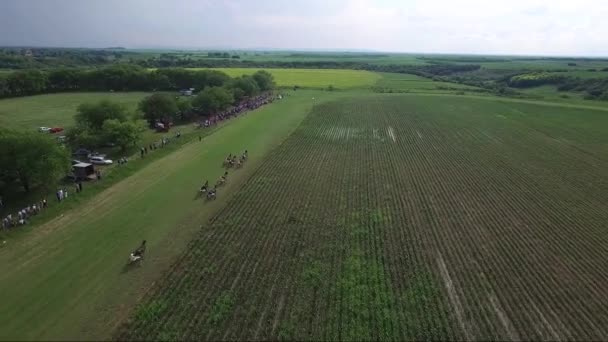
left=0, top=130, right=70, bottom=192
left=101, top=119, right=145, bottom=152
left=176, top=98, right=194, bottom=121
left=48, top=68, right=82, bottom=91
left=252, top=70, right=275, bottom=91
left=192, top=87, right=234, bottom=115
left=5, top=69, right=48, bottom=96
left=138, top=93, right=178, bottom=125
left=75, top=100, right=128, bottom=130
left=65, top=126, right=101, bottom=148
left=229, top=76, right=260, bottom=102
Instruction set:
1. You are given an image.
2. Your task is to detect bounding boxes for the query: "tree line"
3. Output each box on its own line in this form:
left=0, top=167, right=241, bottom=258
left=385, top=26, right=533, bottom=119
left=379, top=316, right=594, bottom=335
left=503, top=72, right=608, bottom=100
left=0, top=65, right=236, bottom=98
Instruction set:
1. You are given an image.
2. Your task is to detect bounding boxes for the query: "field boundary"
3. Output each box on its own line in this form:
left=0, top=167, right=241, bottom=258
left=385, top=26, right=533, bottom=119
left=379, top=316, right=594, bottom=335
left=393, top=92, right=608, bottom=112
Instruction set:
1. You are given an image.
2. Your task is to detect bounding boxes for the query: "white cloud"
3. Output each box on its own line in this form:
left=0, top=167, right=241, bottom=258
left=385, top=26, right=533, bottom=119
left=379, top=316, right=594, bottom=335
left=1, top=0, right=607, bottom=55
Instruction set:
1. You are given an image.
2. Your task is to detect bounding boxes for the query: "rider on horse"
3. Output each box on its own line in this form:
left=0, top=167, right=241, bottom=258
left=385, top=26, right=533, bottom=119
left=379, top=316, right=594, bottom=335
left=201, top=180, right=209, bottom=192
left=130, top=240, right=146, bottom=262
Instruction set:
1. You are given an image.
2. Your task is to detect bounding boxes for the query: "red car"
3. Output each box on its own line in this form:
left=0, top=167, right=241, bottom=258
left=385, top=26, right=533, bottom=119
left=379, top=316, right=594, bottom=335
left=50, top=127, right=64, bottom=133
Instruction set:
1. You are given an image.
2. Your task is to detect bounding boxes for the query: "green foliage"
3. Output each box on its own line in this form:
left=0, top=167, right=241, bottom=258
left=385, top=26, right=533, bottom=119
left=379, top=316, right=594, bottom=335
left=192, top=86, right=234, bottom=114
left=134, top=300, right=168, bottom=323
left=207, top=292, right=235, bottom=325
left=4, top=70, right=48, bottom=96
left=67, top=99, right=142, bottom=150
left=155, top=68, right=230, bottom=90
left=0, top=130, right=70, bottom=192
left=229, top=75, right=260, bottom=101
left=102, top=119, right=145, bottom=152
left=508, top=72, right=566, bottom=88
left=66, top=127, right=101, bottom=148
left=252, top=70, right=275, bottom=91
left=138, top=93, right=178, bottom=124
left=176, top=97, right=194, bottom=121
left=75, top=100, right=128, bottom=130
left=0, top=65, right=232, bottom=99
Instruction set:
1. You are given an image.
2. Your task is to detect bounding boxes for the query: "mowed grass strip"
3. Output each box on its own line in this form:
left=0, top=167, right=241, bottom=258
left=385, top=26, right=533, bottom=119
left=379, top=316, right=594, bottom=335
left=0, top=90, right=337, bottom=341
left=0, top=92, right=150, bottom=129
left=189, top=68, right=382, bottom=89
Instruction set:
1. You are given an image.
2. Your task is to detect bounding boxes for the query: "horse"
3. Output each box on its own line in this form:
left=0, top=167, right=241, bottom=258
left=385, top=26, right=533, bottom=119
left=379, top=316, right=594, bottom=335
left=128, top=240, right=146, bottom=266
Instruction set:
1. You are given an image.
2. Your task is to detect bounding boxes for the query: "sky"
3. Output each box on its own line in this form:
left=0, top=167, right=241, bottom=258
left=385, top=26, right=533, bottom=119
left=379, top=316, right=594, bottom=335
left=1, top=0, right=607, bottom=56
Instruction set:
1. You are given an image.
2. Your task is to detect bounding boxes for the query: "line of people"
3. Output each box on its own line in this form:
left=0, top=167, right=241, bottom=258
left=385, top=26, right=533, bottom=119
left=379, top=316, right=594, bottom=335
left=2, top=198, right=48, bottom=229
left=1, top=180, right=87, bottom=230
left=135, top=132, right=183, bottom=162
left=198, top=93, right=276, bottom=128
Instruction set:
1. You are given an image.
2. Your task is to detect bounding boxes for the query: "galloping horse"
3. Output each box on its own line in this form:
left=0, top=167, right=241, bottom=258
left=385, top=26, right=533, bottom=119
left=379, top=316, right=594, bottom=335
left=207, top=188, right=217, bottom=200
left=128, top=240, right=147, bottom=265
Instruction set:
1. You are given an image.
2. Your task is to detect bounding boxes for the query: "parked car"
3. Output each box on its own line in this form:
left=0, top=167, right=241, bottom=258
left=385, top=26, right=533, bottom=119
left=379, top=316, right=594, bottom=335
left=50, top=127, right=64, bottom=133
left=38, top=127, right=51, bottom=133
left=89, top=156, right=113, bottom=165
left=88, top=152, right=106, bottom=159
left=72, top=148, right=91, bottom=157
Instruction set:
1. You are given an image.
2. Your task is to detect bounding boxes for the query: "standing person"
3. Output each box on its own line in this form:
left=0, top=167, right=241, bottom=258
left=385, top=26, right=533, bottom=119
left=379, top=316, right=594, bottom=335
left=57, top=189, right=62, bottom=202
left=43, top=198, right=48, bottom=208
left=199, top=136, right=202, bottom=142
left=140, top=147, right=145, bottom=158
left=78, top=181, right=83, bottom=192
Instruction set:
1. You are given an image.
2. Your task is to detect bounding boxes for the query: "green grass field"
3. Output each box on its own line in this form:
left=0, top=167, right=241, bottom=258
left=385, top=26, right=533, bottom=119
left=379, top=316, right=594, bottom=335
left=2, top=65, right=608, bottom=341
left=194, top=68, right=382, bottom=89
left=0, top=90, right=347, bottom=340
left=117, top=93, right=608, bottom=340
left=0, top=92, right=150, bottom=130
left=374, top=72, right=481, bottom=92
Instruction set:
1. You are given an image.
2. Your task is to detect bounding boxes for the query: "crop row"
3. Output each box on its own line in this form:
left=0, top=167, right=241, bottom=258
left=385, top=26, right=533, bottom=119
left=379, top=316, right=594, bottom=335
left=116, top=95, right=608, bottom=341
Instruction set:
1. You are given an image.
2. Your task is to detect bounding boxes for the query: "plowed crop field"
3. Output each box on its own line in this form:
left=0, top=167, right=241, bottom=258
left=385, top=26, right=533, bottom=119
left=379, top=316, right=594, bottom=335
left=116, top=94, right=608, bottom=341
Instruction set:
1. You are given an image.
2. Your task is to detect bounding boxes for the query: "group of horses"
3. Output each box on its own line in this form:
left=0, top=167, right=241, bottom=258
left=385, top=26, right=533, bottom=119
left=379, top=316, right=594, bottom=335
left=223, top=150, right=248, bottom=169
left=198, top=150, right=249, bottom=201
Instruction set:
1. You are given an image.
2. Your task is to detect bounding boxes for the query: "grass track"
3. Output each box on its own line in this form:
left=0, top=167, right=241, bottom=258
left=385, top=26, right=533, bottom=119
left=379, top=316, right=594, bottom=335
left=0, top=90, right=342, bottom=340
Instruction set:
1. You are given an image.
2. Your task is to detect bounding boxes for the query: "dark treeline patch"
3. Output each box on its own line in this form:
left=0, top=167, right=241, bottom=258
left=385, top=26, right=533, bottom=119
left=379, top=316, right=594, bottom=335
left=0, top=65, right=231, bottom=98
